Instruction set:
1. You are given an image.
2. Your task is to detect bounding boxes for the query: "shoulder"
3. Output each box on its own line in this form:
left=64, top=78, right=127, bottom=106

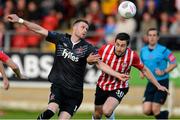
left=157, top=44, right=170, bottom=53
left=127, top=48, right=136, bottom=54
left=157, top=44, right=166, bottom=50
left=49, top=31, right=65, bottom=36
left=100, top=44, right=110, bottom=49
left=140, top=45, right=148, bottom=51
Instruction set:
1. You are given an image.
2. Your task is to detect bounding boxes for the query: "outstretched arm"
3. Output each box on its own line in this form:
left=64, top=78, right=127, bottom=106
left=7, top=14, right=48, bottom=37
left=96, top=61, right=129, bottom=81
left=0, top=61, right=9, bottom=90
left=141, top=66, right=169, bottom=94
left=87, top=53, right=129, bottom=81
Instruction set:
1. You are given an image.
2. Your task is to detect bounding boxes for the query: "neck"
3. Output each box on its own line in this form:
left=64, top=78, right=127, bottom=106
left=114, top=48, right=127, bottom=57
left=71, top=34, right=81, bottom=43
left=148, top=44, right=157, bottom=49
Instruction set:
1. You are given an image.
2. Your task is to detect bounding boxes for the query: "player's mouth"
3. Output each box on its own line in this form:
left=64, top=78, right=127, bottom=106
left=82, top=33, right=86, bottom=37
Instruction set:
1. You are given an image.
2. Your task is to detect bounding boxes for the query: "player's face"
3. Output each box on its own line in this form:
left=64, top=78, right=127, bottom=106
left=74, top=22, right=89, bottom=39
left=114, top=39, right=127, bottom=56
left=147, top=30, right=159, bottom=46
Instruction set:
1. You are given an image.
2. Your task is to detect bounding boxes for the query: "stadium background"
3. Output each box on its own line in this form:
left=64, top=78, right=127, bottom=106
left=0, top=0, right=180, bottom=119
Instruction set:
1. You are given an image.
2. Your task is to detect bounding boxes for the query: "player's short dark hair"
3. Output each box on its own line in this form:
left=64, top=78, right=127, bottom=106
left=115, top=33, right=130, bottom=45
left=73, top=19, right=89, bottom=26
left=147, top=28, right=159, bottom=36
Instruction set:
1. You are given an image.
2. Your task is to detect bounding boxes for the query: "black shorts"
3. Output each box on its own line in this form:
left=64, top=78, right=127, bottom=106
left=49, top=84, right=83, bottom=116
left=143, top=79, right=169, bottom=104
left=95, top=86, right=129, bottom=105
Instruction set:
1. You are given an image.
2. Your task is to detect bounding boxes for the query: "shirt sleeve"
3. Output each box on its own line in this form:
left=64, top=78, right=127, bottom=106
left=98, top=45, right=106, bottom=58
left=0, top=51, right=10, bottom=63
left=46, top=31, right=63, bottom=44
left=132, top=51, right=144, bottom=70
left=86, top=44, right=98, bottom=57
left=163, top=48, right=176, bottom=64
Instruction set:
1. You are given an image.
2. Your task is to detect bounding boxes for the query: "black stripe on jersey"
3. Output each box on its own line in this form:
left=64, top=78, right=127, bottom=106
left=162, top=48, right=167, bottom=54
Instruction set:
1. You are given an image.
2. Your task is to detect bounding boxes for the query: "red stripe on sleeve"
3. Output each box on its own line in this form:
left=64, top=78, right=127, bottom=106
left=0, top=51, right=10, bottom=63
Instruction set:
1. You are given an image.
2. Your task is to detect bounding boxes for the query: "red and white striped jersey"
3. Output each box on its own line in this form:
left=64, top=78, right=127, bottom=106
left=97, top=44, right=144, bottom=91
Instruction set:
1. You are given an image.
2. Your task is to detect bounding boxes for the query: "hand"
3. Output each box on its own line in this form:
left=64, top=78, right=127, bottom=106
left=87, top=53, right=100, bottom=64
left=155, top=68, right=165, bottom=76
left=140, top=72, right=145, bottom=79
left=6, top=14, right=20, bottom=23
left=157, top=85, right=169, bottom=94
left=117, top=74, right=130, bottom=82
left=3, top=78, right=10, bottom=90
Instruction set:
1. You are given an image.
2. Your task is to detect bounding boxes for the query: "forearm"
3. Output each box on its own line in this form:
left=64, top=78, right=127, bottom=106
left=164, top=63, right=177, bottom=73
left=0, top=62, right=8, bottom=80
left=12, top=68, right=21, bottom=79
left=96, top=61, right=119, bottom=78
left=7, top=14, right=48, bottom=36
left=22, top=20, right=48, bottom=36
left=142, top=66, right=161, bottom=88
left=5, top=59, right=22, bottom=79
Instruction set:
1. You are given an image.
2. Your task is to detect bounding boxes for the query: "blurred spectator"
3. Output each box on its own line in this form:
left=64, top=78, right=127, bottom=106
left=3, top=0, right=15, bottom=18
left=26, top=31, right=41, bottom=48
left=86, top=0, right=104, bottom=29
left=75, top=0, right=89, bottom=17
left=41, top=9, right=61, bottom=31
left=170, top=11, right=180, bottom=35
left=144, top=0, right=159, bottom=18
left=40, top=0, right=55, bottom=16
left=104, top=15, right=117, bottom=43
left=16, top=0, right=28, bottom=18
left=0, top=21, right=5, bottom=47
left=85, top=13, right=104, bottom=46
left=114, top=16, right=137, bottom=36
left=85, top=13, right=97, bottom=31
left=135, top=0, right=145, bottom=31
left=101, top=0, right=118, bottom=16
left=158, top=12, right=171, bottom=35
left=140, top=12, right=157, bottom=43
left=11, top=23, right=28, bottom=49
left=54, top=0, right=76, bottom=29
left=27, top=1, right=41, bottom=21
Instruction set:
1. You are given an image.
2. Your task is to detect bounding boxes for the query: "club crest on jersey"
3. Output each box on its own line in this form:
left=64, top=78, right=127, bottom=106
left=62, top=49, right=79, bottom=62
left=121, top=63, right=127, bottom=68
left=75, top=47, right=84, bottom=54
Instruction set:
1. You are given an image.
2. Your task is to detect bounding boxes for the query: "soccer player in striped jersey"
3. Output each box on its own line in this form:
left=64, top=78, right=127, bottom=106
left=140, top=28, right=177, bottom=119
left=0, top=50, right=24, bottom=90
left=93, top=33, right=169, bottom=119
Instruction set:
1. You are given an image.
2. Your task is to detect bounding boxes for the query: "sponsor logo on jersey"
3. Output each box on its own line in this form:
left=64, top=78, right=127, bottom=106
left=62, top=49, right=79, bottom=62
